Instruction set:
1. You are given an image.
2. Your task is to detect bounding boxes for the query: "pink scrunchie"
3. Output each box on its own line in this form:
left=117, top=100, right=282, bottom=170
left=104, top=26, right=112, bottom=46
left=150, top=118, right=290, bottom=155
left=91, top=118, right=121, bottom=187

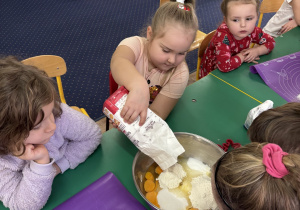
left=262, top=144, right=289, bottom=178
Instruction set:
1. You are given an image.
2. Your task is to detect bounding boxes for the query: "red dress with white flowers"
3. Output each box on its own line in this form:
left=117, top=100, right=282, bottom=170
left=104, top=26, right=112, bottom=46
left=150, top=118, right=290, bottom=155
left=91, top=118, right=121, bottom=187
left=199, top=22, right=275, bottom=79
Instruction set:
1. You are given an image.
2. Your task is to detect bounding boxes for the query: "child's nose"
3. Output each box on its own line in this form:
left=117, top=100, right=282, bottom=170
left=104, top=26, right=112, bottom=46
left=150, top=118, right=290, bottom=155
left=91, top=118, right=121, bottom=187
left=46, top=122, right=56, bottom=133
left=168, top=54, right=176, bottom=64
left=240, top=20, right=246, bottom=27
left=45, top=115, right=56, bottom=133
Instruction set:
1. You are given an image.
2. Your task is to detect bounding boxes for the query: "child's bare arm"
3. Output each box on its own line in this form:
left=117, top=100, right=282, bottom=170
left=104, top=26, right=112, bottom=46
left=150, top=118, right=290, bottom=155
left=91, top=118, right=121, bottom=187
left=291, top=0, right=300, bottom=25
left=279, top=0, right=300, bottom=34
left=278, top=0, right=300, bottom=34
left=111, top=45, right=149, bottom=125
left=111, top=45, right=145, bottom=91
left=149, top=94, right=178, bottom=120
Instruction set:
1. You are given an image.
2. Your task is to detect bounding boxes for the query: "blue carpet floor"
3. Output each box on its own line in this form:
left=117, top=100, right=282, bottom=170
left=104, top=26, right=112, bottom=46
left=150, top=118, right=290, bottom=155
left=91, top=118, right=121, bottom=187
left=0, top=0, right=273, bottom=120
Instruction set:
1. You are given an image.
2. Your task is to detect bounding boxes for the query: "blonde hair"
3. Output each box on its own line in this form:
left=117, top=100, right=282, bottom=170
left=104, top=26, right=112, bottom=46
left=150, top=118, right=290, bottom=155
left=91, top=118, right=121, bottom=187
left=220, top=0, right=260, bottom=17
left=0, top=56, right=62, bottom=156
left=248, top=102, right=300, bottom=154
left=150, top=0, right=198, bottom=39
left=214, top=142, right=300, bottom=210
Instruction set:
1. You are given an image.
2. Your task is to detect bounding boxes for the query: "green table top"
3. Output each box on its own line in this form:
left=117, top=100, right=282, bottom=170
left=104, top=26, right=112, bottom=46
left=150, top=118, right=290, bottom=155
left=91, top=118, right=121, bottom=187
left=166, top=73, right=256, bottom=145
left=211, top=27, right=300, bottom=107
left=46, top=129, right=150, bottom=210
left=0, top=28, right=299, bottom=210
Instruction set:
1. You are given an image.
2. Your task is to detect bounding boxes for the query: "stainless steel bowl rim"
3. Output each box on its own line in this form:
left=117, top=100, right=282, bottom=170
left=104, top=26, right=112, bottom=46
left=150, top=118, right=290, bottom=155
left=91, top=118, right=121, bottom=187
left=132, top=132, right=225, bottom=210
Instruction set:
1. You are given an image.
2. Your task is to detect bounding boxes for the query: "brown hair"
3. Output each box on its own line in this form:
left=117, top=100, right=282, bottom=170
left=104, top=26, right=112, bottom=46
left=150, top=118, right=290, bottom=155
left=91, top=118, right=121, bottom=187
left=220, top=0, right=260, bottom=17
left=214, top=142, right=300, bottom=210
left=0, top=56, right=62, bottom=156
left=248, top=102, right=300, bottom=154
left=150, top=0, right=198, bottom=39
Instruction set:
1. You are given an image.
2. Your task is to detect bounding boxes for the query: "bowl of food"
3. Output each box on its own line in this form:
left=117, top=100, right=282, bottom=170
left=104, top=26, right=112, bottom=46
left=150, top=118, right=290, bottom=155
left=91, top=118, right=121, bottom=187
left=132, top=132, right=225, bottom=210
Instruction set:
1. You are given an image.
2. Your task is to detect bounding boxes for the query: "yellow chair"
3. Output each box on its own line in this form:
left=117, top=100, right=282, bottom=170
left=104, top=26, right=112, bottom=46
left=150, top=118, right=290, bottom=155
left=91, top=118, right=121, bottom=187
left=159, top=0, right=207, bottom=52
left=188, top=30, right=207, bottom=52
left=159, top=0, right=169, bottom=5
left=22, top=55, right=89, bottom=117
left=257, top=0, right=284, bottom=28
left=196, top=30, right=216, bottom=80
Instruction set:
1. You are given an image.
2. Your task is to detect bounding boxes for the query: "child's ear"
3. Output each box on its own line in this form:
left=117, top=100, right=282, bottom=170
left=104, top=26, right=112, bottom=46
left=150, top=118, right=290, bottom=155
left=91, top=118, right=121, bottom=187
left=147, top=26, right=152, bottom=40
left=223, top=16, right=227, bottom=24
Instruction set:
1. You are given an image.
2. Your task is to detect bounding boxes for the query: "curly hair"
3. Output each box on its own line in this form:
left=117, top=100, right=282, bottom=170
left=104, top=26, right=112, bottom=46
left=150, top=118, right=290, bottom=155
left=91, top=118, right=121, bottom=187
left=0, top=56, right=62, bottom=155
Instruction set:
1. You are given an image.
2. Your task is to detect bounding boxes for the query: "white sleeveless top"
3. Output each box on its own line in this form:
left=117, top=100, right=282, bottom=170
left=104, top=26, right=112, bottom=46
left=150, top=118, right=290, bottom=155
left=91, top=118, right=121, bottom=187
left=263, top=0, right=294, bottom=37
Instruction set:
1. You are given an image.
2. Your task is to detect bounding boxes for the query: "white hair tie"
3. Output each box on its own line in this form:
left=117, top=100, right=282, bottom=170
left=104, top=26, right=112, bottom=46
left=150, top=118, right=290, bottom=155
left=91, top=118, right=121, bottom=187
left=176, top=0, right=185, bottom=4
left=176, top=0, right=190, bottom=11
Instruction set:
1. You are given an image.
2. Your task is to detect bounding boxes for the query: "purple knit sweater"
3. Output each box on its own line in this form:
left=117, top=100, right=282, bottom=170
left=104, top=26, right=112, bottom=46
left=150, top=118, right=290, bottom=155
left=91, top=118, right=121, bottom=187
left=0, top=103, right=102, bottom=209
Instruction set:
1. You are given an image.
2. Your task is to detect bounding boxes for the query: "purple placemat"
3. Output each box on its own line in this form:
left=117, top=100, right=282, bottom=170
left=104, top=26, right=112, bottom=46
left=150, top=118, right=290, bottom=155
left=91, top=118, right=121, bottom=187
left=54, top=171, right=146, bottom=210
left=250, top=52, right=300, bottom=102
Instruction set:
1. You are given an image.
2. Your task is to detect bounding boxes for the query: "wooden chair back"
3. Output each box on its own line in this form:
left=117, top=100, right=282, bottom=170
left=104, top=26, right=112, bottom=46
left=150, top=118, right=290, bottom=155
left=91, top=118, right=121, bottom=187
left=22, top=55, right=89, bottom=116
left=258, top=0, right=284, bottom=27
left=196, top=30, right=216, bottom=80
left=22, top=55, right=67, bottom=77
left=159, top=0, right=169, bottom=5
left=22, top=55, right=67, bottom=103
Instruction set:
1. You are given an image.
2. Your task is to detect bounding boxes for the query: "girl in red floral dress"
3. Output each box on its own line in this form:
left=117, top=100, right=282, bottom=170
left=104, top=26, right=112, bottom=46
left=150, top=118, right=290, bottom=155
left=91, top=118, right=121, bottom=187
left=199, top=0, right=276, bottom=79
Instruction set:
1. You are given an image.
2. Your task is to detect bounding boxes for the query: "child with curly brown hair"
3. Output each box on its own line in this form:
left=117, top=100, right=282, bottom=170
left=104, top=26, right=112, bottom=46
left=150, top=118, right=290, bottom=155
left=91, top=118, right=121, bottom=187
left=0, top=56, right=102, bottom=209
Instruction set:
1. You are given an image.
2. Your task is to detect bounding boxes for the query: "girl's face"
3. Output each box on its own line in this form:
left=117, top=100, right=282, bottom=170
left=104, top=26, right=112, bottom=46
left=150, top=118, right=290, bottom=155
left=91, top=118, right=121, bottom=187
left=225, top=1, right=258, bottom=40
left=25, top=101, right=56, bottom=145
left=146, top=24, right=194, bottom=71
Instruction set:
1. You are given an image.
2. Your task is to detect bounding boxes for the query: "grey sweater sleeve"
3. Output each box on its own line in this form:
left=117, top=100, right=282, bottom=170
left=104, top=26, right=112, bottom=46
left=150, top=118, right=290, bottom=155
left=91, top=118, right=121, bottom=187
left=0, top=157, right=56, bottom=210
left=53, top=103, right=102, bottom=173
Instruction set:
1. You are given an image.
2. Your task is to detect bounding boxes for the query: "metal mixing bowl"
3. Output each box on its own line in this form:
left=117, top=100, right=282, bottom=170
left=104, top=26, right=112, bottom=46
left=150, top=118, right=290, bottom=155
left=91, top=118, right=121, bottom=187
left=132, top=132, right=225, bottom=210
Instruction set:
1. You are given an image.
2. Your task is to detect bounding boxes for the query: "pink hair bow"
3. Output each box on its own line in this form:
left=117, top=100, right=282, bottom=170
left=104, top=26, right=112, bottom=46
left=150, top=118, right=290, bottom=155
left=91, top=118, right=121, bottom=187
left=262, top=144, right=289, bottom=178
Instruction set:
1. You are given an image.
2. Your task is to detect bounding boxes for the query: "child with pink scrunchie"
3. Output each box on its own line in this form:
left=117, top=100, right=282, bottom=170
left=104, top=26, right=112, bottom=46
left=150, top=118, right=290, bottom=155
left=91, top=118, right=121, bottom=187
left=212, top=142, right=300, bottom=210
